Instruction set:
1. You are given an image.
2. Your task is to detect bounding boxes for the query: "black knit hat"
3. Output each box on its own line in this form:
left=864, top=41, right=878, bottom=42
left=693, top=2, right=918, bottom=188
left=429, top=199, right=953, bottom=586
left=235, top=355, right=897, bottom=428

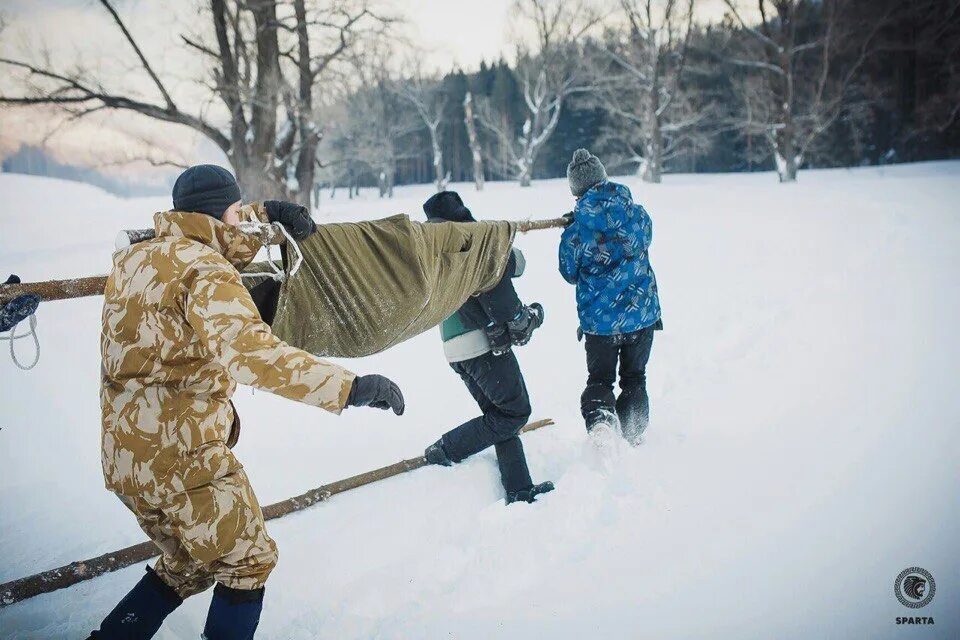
left=423, top=191, right=476, bottom=223
left=172, top=164, right=242, bottom=220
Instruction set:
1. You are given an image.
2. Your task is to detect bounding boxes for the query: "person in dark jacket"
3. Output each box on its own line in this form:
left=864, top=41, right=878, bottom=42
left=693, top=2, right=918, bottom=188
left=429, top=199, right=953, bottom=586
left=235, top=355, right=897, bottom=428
left=559, top=149, right=662, bottom=444
left=422, top=191, right=554, bottom=504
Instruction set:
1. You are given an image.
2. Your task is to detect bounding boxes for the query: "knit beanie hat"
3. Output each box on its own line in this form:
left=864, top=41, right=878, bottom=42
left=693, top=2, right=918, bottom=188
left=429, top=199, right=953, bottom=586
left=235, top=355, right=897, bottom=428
left=422, top=191, right=476, bottom=223
left=567, top=148, right=607, bottom=197
left=172, top=164, right=242, bottom=220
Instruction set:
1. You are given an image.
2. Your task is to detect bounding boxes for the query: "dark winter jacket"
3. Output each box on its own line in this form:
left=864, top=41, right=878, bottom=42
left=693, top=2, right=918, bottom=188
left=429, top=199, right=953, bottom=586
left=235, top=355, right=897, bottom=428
left=559, top=181, right=661, bottom=335
left=441, top=249, right=525, bottom=362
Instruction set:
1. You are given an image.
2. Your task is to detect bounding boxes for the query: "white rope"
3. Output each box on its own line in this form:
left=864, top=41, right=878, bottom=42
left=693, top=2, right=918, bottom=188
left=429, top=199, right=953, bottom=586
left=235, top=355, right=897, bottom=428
left=241, top=241, right=286, bottom=282
left=1, top=313, right=40, bottom=370
left=279, top=223, right=305, bottom=278
left=239, top=223, right=304, bottom=283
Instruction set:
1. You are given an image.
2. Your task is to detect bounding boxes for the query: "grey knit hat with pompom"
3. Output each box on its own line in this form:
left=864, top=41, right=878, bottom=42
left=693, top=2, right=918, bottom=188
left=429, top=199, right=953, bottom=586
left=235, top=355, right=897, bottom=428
left=567, top=148, right=607, bottom=197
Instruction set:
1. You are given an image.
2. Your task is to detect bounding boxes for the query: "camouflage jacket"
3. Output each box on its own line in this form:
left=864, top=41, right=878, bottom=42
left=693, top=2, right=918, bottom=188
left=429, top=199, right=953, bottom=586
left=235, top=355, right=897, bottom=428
left=100, top=207, right=355, bottom=500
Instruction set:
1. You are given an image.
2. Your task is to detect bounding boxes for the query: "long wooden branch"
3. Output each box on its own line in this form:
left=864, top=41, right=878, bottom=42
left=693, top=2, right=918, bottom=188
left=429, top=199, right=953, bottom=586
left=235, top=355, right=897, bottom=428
left=0, top=276, right=109, bottom=304
left=0, top=218, right=572, bottom=306
left=0, top=418, right=555, bottom=608
left=516, top=216, right=571, bottom=233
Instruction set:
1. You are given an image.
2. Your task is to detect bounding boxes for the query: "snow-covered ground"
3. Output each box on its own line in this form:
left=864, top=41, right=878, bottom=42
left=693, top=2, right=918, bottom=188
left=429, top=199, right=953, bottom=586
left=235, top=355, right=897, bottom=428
left=1, top=163, right=958, bottom=638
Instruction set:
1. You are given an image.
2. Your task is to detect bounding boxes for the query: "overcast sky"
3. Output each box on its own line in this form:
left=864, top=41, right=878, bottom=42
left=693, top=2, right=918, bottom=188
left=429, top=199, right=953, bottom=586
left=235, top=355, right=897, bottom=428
left=0, top=0, right=735, bottom=182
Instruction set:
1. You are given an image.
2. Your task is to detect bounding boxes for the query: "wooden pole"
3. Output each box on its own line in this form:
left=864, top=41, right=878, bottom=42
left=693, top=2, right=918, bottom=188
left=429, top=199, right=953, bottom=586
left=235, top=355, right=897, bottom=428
left=0, top=217, right=571, bottom=306
left=0, top=418, right=555, bottom=607
left=517, top=216, right=571, bottom=233
left=0, top=276, right=109, bottom=305
left=114, top=221, right=287, bottom=250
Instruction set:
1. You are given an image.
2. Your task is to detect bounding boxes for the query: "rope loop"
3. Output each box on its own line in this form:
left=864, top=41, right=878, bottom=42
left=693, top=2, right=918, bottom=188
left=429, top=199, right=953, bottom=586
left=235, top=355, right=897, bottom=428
left=239, top=223, right=304, bottom=283
left=1, top=313, right=40, bottom=370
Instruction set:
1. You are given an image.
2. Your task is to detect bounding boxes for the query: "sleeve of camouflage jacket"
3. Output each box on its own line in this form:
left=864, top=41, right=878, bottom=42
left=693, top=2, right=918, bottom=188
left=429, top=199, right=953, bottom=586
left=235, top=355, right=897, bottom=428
left=184, top=253, right=356, bottom=414
left=239, top=202, right=271, bottom=225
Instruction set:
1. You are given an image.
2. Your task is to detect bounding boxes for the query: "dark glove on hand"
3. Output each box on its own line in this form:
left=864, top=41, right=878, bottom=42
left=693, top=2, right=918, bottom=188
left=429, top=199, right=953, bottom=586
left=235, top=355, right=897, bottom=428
left=485, top=323, right=512, bottom=356
left=346, top=374, right=405, bottom=415
left=561, top=211, right=575, bottom=225
left=263, top=200, right=317, bottom=241
left=508, top=303, right=544, bottom=346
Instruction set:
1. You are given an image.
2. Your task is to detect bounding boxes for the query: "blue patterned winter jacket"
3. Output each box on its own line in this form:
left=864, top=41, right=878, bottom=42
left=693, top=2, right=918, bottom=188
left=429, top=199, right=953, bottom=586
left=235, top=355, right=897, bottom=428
left=559, top=181, right=661, bottom=336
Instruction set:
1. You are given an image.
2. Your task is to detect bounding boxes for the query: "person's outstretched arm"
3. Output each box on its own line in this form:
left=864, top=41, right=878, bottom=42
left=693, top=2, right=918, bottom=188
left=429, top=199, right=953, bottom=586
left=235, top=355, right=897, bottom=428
left=184, top=253, right=403, bottom=415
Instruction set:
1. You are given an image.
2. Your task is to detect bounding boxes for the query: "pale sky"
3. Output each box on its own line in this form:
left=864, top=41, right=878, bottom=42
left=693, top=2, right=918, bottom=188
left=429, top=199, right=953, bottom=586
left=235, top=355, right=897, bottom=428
left=0, top=0, right=734, bottom=182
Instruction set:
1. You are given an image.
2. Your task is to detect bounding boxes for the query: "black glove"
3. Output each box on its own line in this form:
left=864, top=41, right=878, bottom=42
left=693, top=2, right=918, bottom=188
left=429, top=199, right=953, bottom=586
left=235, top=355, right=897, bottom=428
left=485, top=323, right=513, bottom=356
left=346, top=374, right=405, bottom=415
left=507, top=303, right=544, bottom=346
left=561, top=211, right=575, bottom=226
left=263, top=200, right=317, bottom=241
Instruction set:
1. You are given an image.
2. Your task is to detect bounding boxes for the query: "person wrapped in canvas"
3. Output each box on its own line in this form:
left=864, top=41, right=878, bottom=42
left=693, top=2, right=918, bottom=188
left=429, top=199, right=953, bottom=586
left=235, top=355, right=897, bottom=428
left=559, top=149, right=663, bottom=444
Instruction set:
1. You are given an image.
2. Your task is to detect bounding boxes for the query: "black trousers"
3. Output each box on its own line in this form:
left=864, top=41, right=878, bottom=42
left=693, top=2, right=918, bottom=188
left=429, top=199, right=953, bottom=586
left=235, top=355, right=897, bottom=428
left=581, top=325, right=656, bottom=437
left=442, top=350, right=533, bottom=494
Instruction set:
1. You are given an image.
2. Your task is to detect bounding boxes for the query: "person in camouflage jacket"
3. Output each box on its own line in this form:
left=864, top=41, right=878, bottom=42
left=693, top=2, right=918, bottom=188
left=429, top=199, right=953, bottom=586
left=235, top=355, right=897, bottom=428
left=91, top=165, right=404, bottom=640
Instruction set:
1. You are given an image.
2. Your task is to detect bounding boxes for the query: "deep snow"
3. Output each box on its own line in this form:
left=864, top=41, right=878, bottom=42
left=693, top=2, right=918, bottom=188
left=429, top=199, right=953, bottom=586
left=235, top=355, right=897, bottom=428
left=1, top=164, right=958, bottom=638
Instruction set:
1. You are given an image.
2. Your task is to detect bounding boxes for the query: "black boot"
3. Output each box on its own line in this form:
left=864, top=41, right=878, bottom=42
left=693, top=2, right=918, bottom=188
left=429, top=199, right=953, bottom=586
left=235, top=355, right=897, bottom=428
left=585, top=408, right=620, bottom=434
left=506, top=481, right=555, bottom=505
left=425, top=440, right=454, bottom=466
left=89, top=566, right=183, bottom=639
left=202, top=583, right=264, bottom=640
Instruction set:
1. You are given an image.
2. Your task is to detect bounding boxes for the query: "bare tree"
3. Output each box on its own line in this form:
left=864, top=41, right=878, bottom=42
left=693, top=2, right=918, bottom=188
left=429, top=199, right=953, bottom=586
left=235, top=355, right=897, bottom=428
left=396, top=69, right=449, bottom=192
left=0, top=0, right=394, bottom=204
left=585, top=0, right=710, bottom=182
left=462, top=92, right=485, bottom=190
left=476, top=0, right=603, bottom=186
left=722, top=0, right=889, bottom=182
left=327, top=47, right=419, bottom=198
left=904, top=0, right=960, bottom=137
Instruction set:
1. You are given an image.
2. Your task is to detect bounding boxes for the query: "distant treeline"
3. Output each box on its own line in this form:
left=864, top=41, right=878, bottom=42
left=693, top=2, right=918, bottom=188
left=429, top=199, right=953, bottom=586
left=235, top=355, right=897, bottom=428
left=1, top=145, right=170, bottom=197
left=330, top=0, right=959, bottom=190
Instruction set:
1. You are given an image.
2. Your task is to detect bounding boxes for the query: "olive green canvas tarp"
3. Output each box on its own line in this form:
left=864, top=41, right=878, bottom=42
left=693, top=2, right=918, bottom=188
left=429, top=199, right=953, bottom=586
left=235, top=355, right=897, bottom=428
left=253, top=214, right=516, bottom=358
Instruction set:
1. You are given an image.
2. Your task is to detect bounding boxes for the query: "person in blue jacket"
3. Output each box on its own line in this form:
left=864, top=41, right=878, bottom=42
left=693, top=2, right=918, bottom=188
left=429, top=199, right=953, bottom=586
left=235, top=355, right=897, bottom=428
left=559, top=149, right=662, bottom=443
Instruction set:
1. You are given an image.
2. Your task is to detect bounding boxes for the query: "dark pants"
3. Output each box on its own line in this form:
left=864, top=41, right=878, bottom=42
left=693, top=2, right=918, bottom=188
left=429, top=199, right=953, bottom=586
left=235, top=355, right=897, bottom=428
left=581, top=325, right=655, bottom=437
left=442, top=350, right=533, bottom=494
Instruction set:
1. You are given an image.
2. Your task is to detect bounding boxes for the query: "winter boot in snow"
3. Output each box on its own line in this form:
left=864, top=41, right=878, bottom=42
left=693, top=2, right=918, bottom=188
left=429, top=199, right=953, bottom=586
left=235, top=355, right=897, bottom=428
left=506, top=481, right=555, bottom=505
left=88, top=566, right=183, bottom=639
left=425, top=440, right=454, bottom=466
left=484, top=323, right=512, bottom=356
left=202, top=583, right=264, bottom=640
left=0, top=293, right=40, bottom=333
left=507, top=303, right=544, bottom=347
left=585, top=408, right=621, bottom=434
left=620, top=413, right=648, bottom=447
